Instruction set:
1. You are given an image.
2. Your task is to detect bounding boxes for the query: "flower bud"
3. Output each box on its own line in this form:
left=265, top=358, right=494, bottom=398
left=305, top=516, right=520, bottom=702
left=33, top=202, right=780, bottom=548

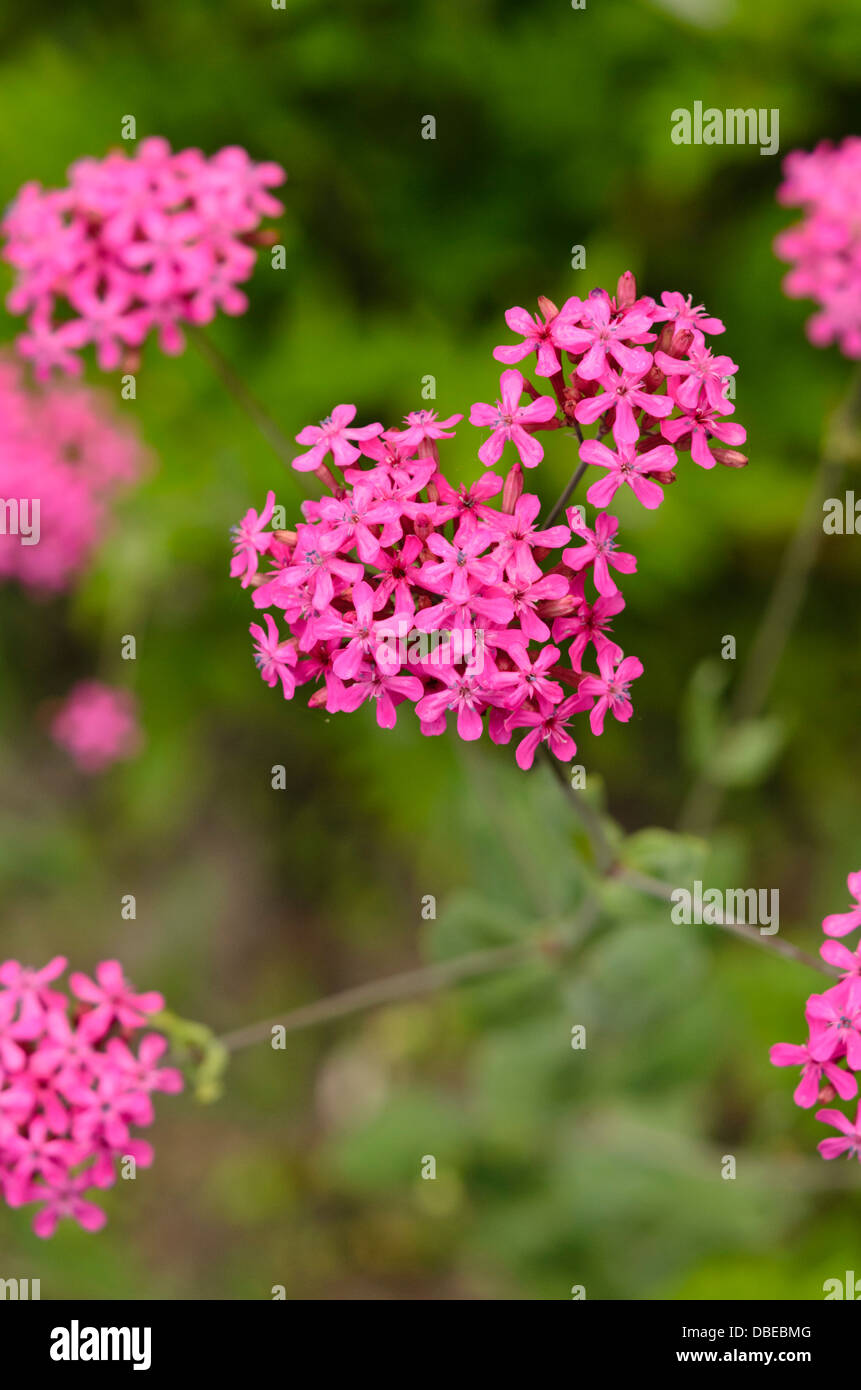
left=616, top=271, right=637, bottom=308
left=502, top=462, right=524, bottom=513
left=711, top=448, right=748, bottom=468
left=537, top=295, right=559, bottom=321
left=669, top=328, right=694, bottom=359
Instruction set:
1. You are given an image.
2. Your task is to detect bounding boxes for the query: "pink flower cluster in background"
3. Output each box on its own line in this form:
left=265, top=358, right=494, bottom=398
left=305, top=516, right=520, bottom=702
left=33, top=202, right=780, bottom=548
left=0, top=355, right=147, bottom=594
left=771, top=870, right=861, bottom=1160
left=775, top=137, right=861, bottom=359
left=0, top=958, right=180, bottom=1237
left=231, top=274, right=746, bottom=770
left=50, top=681, right=142, bottom=774
left=1, top=137, right=286, bottom=378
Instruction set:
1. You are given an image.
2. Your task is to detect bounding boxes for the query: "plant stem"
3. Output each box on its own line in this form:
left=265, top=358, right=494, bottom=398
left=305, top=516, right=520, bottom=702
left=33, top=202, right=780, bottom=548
left=219, top=939, right=540, bottom=1052
left=189, top=324, right=301, bottom=474
left=539, top=752, right=834, bottom=978
left=679, top=368, right=861, bottom=834
left=543, top=457, right=589, bottom=527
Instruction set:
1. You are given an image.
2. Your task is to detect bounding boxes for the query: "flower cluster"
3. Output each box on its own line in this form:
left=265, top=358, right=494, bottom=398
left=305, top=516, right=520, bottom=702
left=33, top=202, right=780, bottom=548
left=770, top=870, right=861, bottom=1160
left=1, top=137, right=286, bottom=378
left=775, top=137, right=861, bottom=359
left=0, top=355, right=147, bottom=594
left=231, top=274, right=746, bottom=770
left=50, top=681, right=142, bottom=774
left=0, top=958, right=181, bottom=1237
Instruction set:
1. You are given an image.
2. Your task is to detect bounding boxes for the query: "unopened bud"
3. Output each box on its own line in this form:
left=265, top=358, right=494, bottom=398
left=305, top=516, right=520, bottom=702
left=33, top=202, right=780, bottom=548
left=616, top=271, right=637, bottom=309
left=307, top=688, right=328, bottom=708
left=243, top=227, right=281, bottom=247
left=502, top=462, right=524, bottom=513
left=642, top=363, right=664, bottom=392
left=537, top=295, right=559, bottom=321
left=712, top=448, right=748, bottom=469
left=315, top=463, right=338, bottom=492
left=272, top=529, right=297, bottom=545
left=669, top=328, right=694, bottom=359
left=537, top=595, right=577, bottom=619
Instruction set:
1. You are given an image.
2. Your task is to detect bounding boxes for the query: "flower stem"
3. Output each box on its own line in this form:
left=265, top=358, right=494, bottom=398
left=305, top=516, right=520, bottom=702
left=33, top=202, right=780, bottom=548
left=218, top=940, right=542, bottom=1052
left=679, top=366, right=861, bottom=834
left=542, top=457, right=589, bottom=527
left=189, top=324, right=300, bottom=475
left=539, top=750, right=834, bottom=978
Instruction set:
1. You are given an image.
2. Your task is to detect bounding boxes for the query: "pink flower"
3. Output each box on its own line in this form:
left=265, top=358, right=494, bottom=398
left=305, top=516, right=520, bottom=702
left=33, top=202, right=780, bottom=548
left=0, top=956, right=180, bottom=1237
left=775, top=138, right=861, bottom=359
left=420, top=523, right=500, bottom=603
left=555, top=292, right=653, bottom=380
left=230, top=490, right=277, bottom=586
left=563, top=510, right=637, bottom=598
left=769, top=1041, right=858, bottom=1108
left=654, top=343, right=738, bottom=413
left=822, top=870, right=861, bottom=938
left=574, top=366, right=674, bottom=446
left=806, top=979, right=861, bottom=1068
left=339, top=665, right=423, bottom=729
left=29, top=1173, right=109, bottom=1239
left=69, top=960, right=164, bottom=1040
left=292, top=405, right=383, bottom=473
left=508, top=692, right=592, bottom=770
left=492, top=297, right=583, bottom=378
left=816, top=1104, right=861, bottom=1161
left=495, top=644, right=564, bottom=710
left=250, top=613, right=297, bottom=697
left=653, top=291, right=725, bottom=337
left=1, top=139, right=286, bottom=375
left=489, top=494, right=570, bottom=583
left=580, top=438, right=677, bottom=510
left=578, top=651, right=644, bottom=736
left=394, top=409, right=463, bottom=449
left=469, top=369, right=557, bottom=468
left=661, top=402, right=747, bottom=470
left=232, top=273, right=744, bottom=770
left=50, top=682, right=142, bottom=774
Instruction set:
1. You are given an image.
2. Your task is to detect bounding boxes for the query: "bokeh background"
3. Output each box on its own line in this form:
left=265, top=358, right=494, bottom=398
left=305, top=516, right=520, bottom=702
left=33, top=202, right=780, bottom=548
left=1, top=0, right=860, bottom=1299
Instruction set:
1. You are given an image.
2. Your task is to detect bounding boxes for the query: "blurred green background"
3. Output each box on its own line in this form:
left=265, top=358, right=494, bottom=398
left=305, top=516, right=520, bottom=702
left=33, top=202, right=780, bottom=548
left=1, top=0, right=860, bottom=1300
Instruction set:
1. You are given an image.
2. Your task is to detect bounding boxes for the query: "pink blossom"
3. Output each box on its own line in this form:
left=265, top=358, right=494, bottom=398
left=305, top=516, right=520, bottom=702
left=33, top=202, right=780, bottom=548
left=0, top=354, right=147, bottom=595
left=231, top=273, right=745, bottom=770
left=580, top=438, right=677, bottom=510
left=69, top=960, right=164, bottom=1040
left=578, top=651, right=644, bottom=736
left=250, top=613, right=297, bottom=697
left=508, top=692, right=592, bottom=770
left=555, top=292, right=653, bottom=380
left=50, top=682, right=142, bottom=774
left=469, top=369, right=557, bottom=468
left=775, top=138, right=861, bottom=358
left=492, top=297, right=583, bottom=378
left=2, top=138, right=286, bottom=375
left=769, top=1041, right=858, bottom=1108
left=231, top=490, right=277, bottom=586
left=0, top=957, right=180, bottom=1236
left=563, top=509, right=637, bottom=597
left=822, top=870, right=861, bottom=938
left=816, top=1104, right=861, bottom=1161
left=292, top=404, right=383, bottom=473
